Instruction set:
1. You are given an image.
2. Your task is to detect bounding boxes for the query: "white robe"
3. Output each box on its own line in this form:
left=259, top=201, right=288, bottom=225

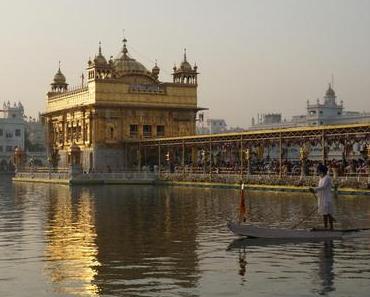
left=314, top=175, right=334, bottom=215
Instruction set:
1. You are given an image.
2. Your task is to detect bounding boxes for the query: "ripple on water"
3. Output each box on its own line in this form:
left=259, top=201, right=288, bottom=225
left=1, top=180, right=370, bottom=296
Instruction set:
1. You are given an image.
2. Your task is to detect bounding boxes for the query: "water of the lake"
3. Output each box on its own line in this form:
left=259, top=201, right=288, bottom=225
left=0, top=176, right=370, bottom=297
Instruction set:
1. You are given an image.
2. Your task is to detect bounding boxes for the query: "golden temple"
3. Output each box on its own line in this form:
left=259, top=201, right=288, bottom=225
left=43, top=39, right=202, bottom=171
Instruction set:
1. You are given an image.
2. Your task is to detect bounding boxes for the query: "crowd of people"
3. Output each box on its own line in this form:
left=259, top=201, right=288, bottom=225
left=162, top=157, right=369, bottom=178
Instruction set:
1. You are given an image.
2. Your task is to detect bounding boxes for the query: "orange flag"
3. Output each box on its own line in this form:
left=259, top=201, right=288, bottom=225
left=239, top=183, right=247, bottom=223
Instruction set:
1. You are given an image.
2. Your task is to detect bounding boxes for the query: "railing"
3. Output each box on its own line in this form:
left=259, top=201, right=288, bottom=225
left=16, top=167, right=69, bottom=173
left=13, top=166, right=369, bottom=189
left=159, top=168, right=370, bottom=189
left=14, top=168, right=158, bottom=183
left=73, top=171, right=158, bottom=181
left=15, top=168, right=70, bottom=180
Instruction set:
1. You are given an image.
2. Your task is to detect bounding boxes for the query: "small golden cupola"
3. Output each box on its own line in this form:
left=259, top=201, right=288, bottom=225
left=50, top=62, right=68, bottom=92
left=172, top=49, right=198, bottom=84
left=152, top=60, right=160, bottom=80
left=93, top=41, right=108, bottom=66
left=87, top=42, right=112, bottom=81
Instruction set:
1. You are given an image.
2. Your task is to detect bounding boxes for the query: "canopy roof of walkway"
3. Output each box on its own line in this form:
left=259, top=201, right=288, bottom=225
left=135, top=123, right=370, bottom=146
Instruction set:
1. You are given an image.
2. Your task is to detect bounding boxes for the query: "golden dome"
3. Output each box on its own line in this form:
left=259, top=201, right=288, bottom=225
left=114, top=56, right=149, bottom=73
left=53, top=67, right=66, bottom=84
left=113, top=38, right=151, bottom=76
left=180, top=60, right=192, bottom=71
left=93, top=42, right=107, bottom=66
left=180, top=49, right=192, bottom=71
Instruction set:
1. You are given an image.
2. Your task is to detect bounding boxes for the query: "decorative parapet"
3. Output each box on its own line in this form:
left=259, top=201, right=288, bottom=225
left=46, top=87, right=90, bottom=114
left=48, top=86, right=88, bottom=100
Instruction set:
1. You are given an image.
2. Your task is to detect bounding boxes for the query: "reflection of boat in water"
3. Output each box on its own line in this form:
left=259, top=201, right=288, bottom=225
left=227, top=236, right=328, bottom=250
left=227, top=222, right=367, bottom=240
left=227, top=237, right=337, bottom=294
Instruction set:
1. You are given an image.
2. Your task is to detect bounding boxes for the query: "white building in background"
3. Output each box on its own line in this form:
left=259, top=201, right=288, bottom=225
left=0, top=102, right=26, bottom=169
left=249, top=84, right=370, bottom=161
left=197, top=118, right=227, bottom=134
left=0, top=101, right=47, bottom=170
left=250, top=84, right=370, bottom=130
left=197, top=114, right=245, bottom=135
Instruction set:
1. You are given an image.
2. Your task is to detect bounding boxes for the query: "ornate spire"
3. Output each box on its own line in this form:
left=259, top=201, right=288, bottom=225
left=55, top=61, right=64, bottom=79
left=152, top=59, right=160, bottom=80
left=98, top=41, right=102, bottom=55
left=122, top=38, right=128, bottom=56
left=81, top=72, right=85, bottom=87
left=152, top=59, right=160, bottom=70
left=172, top=49, right=198, bottom=84
left=93, top=41, right=107, bottom=66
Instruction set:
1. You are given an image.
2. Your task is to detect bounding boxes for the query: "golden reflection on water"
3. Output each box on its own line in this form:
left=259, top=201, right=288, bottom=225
left=4, top=179, right=370, bottom=297
left=44, top=187, right=100, bottom=296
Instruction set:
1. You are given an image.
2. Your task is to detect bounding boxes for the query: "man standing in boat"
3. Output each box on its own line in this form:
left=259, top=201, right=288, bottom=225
left=310, top=164, right=336, bottom=230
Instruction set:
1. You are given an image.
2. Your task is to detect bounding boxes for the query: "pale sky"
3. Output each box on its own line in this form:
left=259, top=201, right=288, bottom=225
left=1, top=0, right=369, bottom=128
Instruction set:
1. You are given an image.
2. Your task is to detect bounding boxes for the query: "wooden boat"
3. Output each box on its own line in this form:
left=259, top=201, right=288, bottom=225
left=227, top=222, right=366, bottom=240
left=226, top=237, right=320, bottom=250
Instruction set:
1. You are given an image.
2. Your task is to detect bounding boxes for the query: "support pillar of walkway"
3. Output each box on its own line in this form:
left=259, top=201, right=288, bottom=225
left=182, top=141, right=185, bottom=177
left=191, top=145, right=198, bottom=169
left=279, top=132, right=282, bottom=178
left=240, top=136, right=244, bottom=179
left=209, top=138, right=212, bottom=181
left=158, top=143, right=161, bottom=177
left=321, top=131, right=327, bottom=165
left=367, top=144, right=370, bottom=184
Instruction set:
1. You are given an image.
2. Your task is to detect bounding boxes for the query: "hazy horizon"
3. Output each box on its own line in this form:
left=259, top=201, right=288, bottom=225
left=1, top=0, right=369, bottom=128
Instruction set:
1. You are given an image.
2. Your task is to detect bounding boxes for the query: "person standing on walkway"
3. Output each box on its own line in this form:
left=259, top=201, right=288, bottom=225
left=310, top=164, right=335, bottom=230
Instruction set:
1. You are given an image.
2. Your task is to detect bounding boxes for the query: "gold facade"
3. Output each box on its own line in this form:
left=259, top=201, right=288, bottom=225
left=44, top=40, right=202, bottom=170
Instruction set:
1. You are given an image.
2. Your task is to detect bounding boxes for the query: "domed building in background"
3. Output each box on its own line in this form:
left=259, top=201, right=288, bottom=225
left=44, top=38, right=203, bottom=171
left=250, top=83, right=370, bottom=130
left=0, top=102, right=25, bottom=171
left=249, top=83, right=370, bottom=161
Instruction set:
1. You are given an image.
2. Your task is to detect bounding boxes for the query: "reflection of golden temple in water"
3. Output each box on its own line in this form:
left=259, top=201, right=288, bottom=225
left=43, top=186, right=100, bottom=296
left=6, top=180, right=370, bottom=296
left=91, top=186, right=200, bottom=295
left=40, top=185, right=225, bottom=295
